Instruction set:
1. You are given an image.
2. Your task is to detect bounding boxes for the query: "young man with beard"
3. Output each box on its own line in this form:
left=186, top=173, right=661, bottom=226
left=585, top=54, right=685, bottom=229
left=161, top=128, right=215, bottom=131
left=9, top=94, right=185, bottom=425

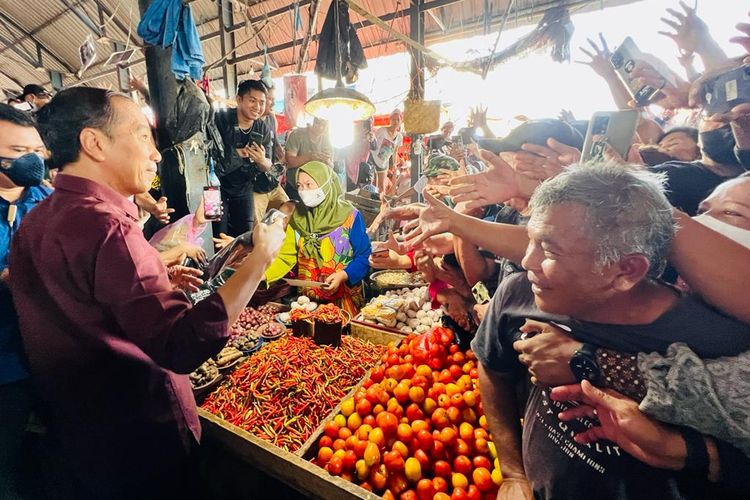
left=10, top=88, right=285, bottom=498
left=470, top=164, right=750, bottom=500
left=0, top=104, right=50, bottom=499
left=214, top=79, right=273, bottom=236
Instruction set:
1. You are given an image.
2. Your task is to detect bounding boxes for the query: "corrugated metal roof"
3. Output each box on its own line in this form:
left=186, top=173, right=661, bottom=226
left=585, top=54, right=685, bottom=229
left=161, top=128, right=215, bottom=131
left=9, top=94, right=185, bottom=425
left=0, top=0, right=632, bottom=97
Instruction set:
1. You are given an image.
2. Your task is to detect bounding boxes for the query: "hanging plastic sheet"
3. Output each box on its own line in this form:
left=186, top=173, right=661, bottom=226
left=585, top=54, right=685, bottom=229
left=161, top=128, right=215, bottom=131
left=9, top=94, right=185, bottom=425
left=284, top=74, right=308, bottom=129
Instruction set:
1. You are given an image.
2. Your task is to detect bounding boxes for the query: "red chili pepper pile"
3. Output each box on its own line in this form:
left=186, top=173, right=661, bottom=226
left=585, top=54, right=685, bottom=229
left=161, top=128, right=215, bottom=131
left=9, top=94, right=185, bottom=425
left=201, top=336, right=387, bottom=452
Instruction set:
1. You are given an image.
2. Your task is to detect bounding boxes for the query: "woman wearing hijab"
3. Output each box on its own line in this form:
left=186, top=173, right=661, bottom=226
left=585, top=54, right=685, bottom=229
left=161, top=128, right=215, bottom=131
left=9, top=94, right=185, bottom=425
left=291, top=161, right=372, bottom=314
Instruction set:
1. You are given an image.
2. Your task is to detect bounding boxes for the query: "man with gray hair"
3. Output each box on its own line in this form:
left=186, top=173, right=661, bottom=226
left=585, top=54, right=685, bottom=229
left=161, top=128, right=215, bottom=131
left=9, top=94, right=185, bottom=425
left=471, top=162, right=750, bottom=500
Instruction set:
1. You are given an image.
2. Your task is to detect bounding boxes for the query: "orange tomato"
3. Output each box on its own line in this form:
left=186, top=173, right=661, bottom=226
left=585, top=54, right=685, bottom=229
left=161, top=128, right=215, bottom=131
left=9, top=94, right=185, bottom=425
left=339, top=427, right=352, bottom=440
left=347, top=412, right=363, bottom=431
left=451, top=472, right=469, bottom=491
left=381, top=489, right=396, bottom=500
left=355, top=458, right=370, bottom=481
left=404, top=457, right=422, bottom=483
left=450, top=393, right=466, bottom=409
left=459, top=422, right=474, bottom=441
left=317, top=446, right=333, bottom=464
left=472, top=467, right=494, bottom=492
left=369, top=427, right=386, bottom=447
left=434, top=492, right=451, bottom=500
left=437, top=394, right=451, bottom=409
left=473, top=428, right=488, bottom=441
left=363, top=414, right=376, bottom=427
left=455, top=438, right=471, bottom=456
left=370, top=463, right=388, bottom=491
left=439, top=369, right=453, bottom=383
left=392, top=440, right=409, bottom=459
left=431, top=408, right=450, bottom=429
left=373, top=404, right=385, bottom=415
left=439, top=427, right=458, bottom=447
left=422, top=397, right=437, bottom=416
left=411, top=419, right=430, bottom=434
left=364, top=441, right=381, bottom=467
left=394, top=382, right=411, bottom=404
left=413, top=448, right=431, bottom=472
left=332, top=438, right=346, bottom=451
left=415, top=364, right=432, bottom=378
left=474, top=437, right=490, bottom=454
left=462, top=408, right=477, bottom=424
left=400, top=490, right=417, bottom=500
left=397, top=423, right=414, bottom=442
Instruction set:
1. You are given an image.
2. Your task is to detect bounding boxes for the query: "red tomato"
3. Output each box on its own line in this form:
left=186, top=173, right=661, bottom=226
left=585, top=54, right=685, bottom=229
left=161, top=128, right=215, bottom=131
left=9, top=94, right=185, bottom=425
left=415, top=478, right=435, bottom=500
left=446, top=406, right=462, bottom=425
left=388, top=473, right=409, bottom=494
left=371, top=365, right=385, bottom=382
left=318, top=435, right=333, bottom=448
left=324, top=421, right=340, bottom=439
left=356, top=398, right=373, bottom=417
left=466, top=485, right=482, bottom=500
left=449, top=364, right=463, bottom=380
left=417, top=429, right=434, bottom=452
left=394, top=382, right=411, bottom=404
left=383, top=450, right=406, bottom=473
left=342, top=450, right=358, bottom=471
left=430, top=439, right=447, bottom=461
left=411, top=374, right=429, bottom=389
left=450, top=487, right=469, bottom=500
left=433, top=476, right=449, bottom=494
left=414, top=449, right=431, bottom=472
left=431, top=408, right=450, bottom=429
left=327, top=456, right=344, bottom=475
left=453, top=455, right=473, bottom=476
left=450, top=393, right=466, bottom=409
left=472, top=455, right=492, bottom=470
left=377, top=411, right=400, bottom=436
left=370, top=464, right=388, bottom=491
left=433, top=460, right=452, bottom=478
left=434, top=492, right=451, bottom=500
left=400, top=490, right=417, bottom=500
left=332, top=438, right=346, bottom=451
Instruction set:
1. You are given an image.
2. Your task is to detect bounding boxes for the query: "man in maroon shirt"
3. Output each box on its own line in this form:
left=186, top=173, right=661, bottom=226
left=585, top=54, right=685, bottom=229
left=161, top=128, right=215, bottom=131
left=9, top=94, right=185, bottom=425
left=9, top=87, right=285, bottom=498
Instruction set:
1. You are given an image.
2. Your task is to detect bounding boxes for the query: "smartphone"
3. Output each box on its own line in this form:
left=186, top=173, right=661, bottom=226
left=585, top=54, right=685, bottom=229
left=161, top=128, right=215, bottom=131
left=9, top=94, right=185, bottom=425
left=702, top=64, right=750, bottom=116
left=202, top=186, right=222, bottom=221
left=581, top=111, right=639, bottom=162
left=261, top=208, right=287, bottom=225
left=471, top=282, right=490, bottom=305
left=610, top=37, right=674, bottom=106
left=413, top=175, right=428, bottom=195
left=249, top=131, right=264, bottom=147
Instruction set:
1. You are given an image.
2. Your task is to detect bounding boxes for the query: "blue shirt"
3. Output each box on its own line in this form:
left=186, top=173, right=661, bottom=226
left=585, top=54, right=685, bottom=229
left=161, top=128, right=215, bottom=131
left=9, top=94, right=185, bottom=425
left=1, top=185, right=51, bottom=384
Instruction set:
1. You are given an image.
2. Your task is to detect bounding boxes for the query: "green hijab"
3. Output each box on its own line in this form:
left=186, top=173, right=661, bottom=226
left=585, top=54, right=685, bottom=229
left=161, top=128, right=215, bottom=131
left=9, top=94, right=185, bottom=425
left=290, top=161, right=355, bottom=262
left=422, top=153, right=460, bottom=178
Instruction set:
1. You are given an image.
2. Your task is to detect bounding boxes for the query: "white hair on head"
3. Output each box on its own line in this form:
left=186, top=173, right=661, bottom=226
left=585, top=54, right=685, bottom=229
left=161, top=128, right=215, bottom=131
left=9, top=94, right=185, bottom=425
left=528, top=161, right=675, bottom=278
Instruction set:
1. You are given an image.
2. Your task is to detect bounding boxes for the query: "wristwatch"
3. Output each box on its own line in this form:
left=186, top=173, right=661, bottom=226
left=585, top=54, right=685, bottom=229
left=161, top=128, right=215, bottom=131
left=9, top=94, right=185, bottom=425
left=569, top=343, right=601, bottom=384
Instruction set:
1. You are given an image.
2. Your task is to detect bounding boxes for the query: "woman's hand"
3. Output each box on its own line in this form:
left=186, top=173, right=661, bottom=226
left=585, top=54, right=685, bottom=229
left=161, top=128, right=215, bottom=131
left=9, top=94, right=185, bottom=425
left=179, top=242, right=208, bottom=266
left=213, top=232, right=234, bottom=250
left=369, top=249, right=412, bottom=270
left=550, top=380, right=688, bottom=470
left=323, top=270, right=348, bottom=292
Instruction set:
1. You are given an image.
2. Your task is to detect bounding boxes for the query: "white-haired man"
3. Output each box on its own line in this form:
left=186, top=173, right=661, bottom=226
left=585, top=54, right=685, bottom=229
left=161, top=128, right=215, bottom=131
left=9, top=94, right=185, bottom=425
left=470, top=163, right=750, bottom=500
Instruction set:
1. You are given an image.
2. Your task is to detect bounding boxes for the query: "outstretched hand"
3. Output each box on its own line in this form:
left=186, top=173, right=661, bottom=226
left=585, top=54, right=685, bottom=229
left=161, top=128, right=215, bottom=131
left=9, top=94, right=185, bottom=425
left=403, top=192, right=455, bottom=250
left=575, top=33, right=613, bottom=77
left=658, top=1, right=710, bottom=57
left=514, top=138, right=581, bottom=181
left=550, top=380, right=688, bottom=471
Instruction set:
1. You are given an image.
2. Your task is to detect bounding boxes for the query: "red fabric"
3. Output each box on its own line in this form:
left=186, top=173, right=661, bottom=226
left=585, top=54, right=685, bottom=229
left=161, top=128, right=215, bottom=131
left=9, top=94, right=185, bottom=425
left=428, top=279, right=449, bottom=309
left=9, top=174, right=229, bottom=491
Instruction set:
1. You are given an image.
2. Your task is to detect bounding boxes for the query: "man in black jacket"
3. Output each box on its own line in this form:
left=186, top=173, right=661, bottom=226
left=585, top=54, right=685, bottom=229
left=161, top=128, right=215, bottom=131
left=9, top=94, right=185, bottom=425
left=214, top=80, right=272, bottom=236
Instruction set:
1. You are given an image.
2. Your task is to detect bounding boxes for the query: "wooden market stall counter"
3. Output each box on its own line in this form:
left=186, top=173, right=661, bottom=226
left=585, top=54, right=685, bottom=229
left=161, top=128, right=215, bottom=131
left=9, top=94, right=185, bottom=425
left=197, top=325, right=403, bottom=499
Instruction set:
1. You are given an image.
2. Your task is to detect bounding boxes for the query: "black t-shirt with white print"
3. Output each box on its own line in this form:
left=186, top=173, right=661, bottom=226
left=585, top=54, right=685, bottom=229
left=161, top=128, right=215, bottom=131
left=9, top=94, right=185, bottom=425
left=471, top=272, right=750, bottom=500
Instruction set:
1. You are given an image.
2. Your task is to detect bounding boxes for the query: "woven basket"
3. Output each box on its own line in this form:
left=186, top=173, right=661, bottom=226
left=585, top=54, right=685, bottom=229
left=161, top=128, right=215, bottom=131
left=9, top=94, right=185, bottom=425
left=404, top=99, right=441, bottom=134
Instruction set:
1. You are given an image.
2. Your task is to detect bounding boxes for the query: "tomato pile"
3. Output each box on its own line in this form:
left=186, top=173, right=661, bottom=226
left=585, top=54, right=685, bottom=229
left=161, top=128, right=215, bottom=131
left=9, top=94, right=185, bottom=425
left=312, top=327, right=502, bottom=500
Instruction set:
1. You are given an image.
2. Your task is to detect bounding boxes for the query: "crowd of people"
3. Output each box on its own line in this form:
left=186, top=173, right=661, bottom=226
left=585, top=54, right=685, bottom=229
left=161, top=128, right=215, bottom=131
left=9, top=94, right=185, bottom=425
left=2, top=2, right=750, bottom=499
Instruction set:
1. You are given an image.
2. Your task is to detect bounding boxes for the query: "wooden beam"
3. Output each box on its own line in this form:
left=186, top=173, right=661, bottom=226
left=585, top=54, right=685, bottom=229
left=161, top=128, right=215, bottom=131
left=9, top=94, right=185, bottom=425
left=0, top=11, right=77, bottom=74
left=296, top=0, right=321, bottom=73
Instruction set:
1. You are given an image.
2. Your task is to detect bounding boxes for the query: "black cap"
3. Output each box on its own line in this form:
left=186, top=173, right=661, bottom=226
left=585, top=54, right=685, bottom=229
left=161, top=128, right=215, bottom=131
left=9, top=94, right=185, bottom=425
left=476, top=119, right=584, bottom=154
left=20, top=84, right=51, bottom=99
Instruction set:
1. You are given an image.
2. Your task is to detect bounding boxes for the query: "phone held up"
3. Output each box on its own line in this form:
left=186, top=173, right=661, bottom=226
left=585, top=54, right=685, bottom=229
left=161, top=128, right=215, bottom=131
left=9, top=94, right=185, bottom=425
left=581, top=110, right=638, bottom=163
left=701, top=64, right=750, bottom=116
left=232, top=126, right=265, bottom=151
left=202, top=186, right=222, bottom=221
left=610, top=37, right=675, bottom=106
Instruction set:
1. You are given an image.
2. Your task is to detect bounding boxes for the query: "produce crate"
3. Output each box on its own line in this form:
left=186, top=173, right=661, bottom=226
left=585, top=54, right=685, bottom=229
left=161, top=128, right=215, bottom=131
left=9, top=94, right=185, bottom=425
left=198, top=328, right=403, bottom=500
left=350, top=315, right=408, bottom=338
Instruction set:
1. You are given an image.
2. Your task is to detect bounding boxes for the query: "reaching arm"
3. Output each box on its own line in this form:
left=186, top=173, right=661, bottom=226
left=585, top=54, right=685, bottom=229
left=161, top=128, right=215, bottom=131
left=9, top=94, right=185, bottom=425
left=670, top=211, right=750, bottom=324
left=454, top=233, right=498, bottom=287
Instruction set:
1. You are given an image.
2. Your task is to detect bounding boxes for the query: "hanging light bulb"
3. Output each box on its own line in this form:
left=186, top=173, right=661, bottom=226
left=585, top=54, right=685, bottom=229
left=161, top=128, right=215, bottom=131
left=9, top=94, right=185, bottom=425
left=304, top=0, right=375, bottom=122
left=305, top=82, right=375, bottom=122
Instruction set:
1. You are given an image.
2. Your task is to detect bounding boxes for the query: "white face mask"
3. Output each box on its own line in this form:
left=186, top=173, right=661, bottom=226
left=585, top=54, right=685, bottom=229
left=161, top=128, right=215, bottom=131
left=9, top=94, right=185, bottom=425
left=693, top=213, right=750, bottom=249
left=298, top=176, right=330, bottom=208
